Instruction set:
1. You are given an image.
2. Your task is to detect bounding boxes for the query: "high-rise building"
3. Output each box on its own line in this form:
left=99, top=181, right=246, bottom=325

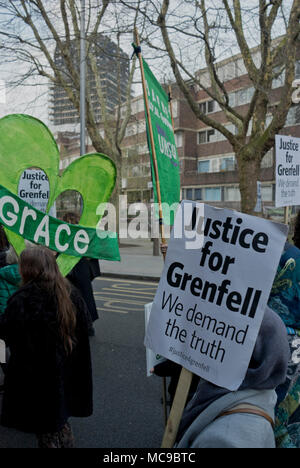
left=49, top=33, right=130, bottom=127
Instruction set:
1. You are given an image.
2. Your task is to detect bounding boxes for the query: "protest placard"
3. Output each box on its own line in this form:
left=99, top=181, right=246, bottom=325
left=145, top=201, right=288, bottom=391
left=275, top=135, right=300, bottom=208
left=145, top=302, right=166, bottom=377
left=18, top=168, right=50, bottom=213
left=254, top=181, right=262, bottom=212
left=0, top=339, right=5, bottom=363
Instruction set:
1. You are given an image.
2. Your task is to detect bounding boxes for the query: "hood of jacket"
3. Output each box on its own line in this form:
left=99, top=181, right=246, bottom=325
left=268, top=243, right=300, bottom=329
left=176, top=306, right=290, bottom=441
left=0, top=264, right=21, bottom=287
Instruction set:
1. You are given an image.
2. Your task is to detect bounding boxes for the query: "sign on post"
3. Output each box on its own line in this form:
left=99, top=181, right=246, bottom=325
left=254, top=181, right=262, bottom=213
left=0, top=339, right=5, bottom=363
left=145, top=201, right=288, bottom=391
left=275, top=135, right=300, bottom=208
left=145, top=303, right=166, bottom=377
left=18, top=168, right=50, bottom=213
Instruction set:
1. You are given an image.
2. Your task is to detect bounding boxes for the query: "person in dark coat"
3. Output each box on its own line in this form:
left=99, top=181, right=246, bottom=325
left=62, top=212, right=100, bottom=336
left=0, top=245, right=21, bottom=315
left=0, top=246, right=93, bottom=448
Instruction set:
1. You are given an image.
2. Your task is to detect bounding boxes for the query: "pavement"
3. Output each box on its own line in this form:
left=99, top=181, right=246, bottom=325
left=101, top=238, right=165, bottom=281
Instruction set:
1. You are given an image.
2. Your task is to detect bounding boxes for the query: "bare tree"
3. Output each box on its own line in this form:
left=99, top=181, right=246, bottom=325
left=127, top=0, right=300, bottom=214
left=0, top=0, right=140, bottom=204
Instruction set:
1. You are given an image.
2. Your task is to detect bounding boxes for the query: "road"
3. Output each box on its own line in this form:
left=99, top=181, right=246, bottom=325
left=0, top=276, right=166, bottom=448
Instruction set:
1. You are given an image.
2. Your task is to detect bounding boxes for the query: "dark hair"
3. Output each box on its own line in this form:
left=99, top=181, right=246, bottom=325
left=0, top=226, right=9, bottom=251
left=293, top=210, right=300, bottom=249
left=19, top=246, right=76, bottom=354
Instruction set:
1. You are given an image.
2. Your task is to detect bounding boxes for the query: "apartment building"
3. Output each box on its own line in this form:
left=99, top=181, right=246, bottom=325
left=120, top=46, right=300, bottom=212
left=181, top=49, right=300, bottom=212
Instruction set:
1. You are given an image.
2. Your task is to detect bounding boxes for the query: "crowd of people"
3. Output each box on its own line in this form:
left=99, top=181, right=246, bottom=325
left=0, top=206, right=300, bottom=448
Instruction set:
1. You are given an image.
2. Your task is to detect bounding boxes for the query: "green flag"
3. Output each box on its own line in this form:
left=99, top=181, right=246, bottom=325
left=143, top=58, right=180, bottom=225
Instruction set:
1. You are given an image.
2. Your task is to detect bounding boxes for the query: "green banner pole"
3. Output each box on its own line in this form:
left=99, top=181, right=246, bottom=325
left=134, top=29, right=167, bottom=250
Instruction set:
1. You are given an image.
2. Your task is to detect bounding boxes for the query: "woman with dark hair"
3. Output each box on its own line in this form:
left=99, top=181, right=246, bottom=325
left=0, top=246, right=93, bottom=448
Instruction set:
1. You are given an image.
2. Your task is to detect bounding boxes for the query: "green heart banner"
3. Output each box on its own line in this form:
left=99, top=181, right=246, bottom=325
left=0, top=114, right=119, bottom=276
left=143, top=58, right=180, bottom=225
left=0, top=184, right=120, bottom=261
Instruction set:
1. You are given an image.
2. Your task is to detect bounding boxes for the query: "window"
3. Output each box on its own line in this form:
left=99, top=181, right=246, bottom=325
left=261, top=185, right=273, bottom=202
left=197, top=155, right=236, bottom=173
left=175, top=131, right=183, bottom=147
left=198, top=160, right=210, bottom=173
left=228, top=92, right=235, bottom=107
left=198, top=100, right=215, bottom=114
left=171, top=100, right=178, bottom=118
left=272, top=66, right=285, bottom=88
left=211, top=159, right=219, bottom=172
left=207, top=100, right=215, bottom=113
left=286, top=105, right=300, bottom=126
left=194, top=189, right=202, bottom=200
left=186, top=188, right=193, bottom=200
left=224, top=186, right=241, bottom=202
left=297, top=106, right=300, bottom=125
left=199, top=102, right=207, bottom=114
left=198, top=131, right=207, bottom=144
left=238, top=89, right=249, bottom=105
left=220, top=156, right=235, bottom=171
left=204, top=187, right=221, bottom=202
left=198, top=127, right=228, bottom=144
left=207, top=129, right=215, bottom=142
left=230, top=87, right=255, bottom=107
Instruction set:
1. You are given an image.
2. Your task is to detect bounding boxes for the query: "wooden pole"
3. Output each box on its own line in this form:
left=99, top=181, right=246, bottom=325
left=134, top=29, right=167, bottom=254
left=134, top=29, right=168, bottom=425
left=284, top=206, right=290, bottom=225
left=159, top=87, right=194, bottom=448
left=134, top=37, right=194, bottom=440
left=161, top=367, right=193, bottom=448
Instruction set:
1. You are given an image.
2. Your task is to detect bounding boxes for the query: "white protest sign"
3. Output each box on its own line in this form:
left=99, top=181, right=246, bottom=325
left=144, top=201, right=288, bottom=391
left=0, top=339, right=5, bottom=363
left=254, top=181, right=261, bottom=213
left=145, top=302, right=166, bottom=377
left=18, top=169, right=50, bottom=213
left=275, top=135, right=300, bottom=208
